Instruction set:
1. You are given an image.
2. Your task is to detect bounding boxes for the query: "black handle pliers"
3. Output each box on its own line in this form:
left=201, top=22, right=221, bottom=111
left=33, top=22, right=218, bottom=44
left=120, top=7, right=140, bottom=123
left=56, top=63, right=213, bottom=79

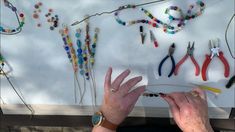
left=158, top=43, right=176, bottom=77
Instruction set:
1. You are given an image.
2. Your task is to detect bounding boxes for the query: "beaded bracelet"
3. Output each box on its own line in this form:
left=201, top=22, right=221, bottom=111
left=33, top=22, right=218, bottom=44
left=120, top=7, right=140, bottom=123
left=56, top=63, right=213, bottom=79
left=90, top=28, right=99, bottom=67
left=75, top=28, right=85, bottom=75
left=114, top=0, right=205, bottom=34
left=0, top=0, right=25, bottom=35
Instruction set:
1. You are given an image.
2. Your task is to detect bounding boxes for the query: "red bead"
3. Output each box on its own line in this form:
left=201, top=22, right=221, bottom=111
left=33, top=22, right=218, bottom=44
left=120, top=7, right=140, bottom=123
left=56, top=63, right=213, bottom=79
left=163, top=29, right=167, bottom=32
left=152, top=23, right=157, bottom=27
left=49, top=9, right=53, bottom=12
left=19, top=13, right=24, bottom=17
left=38, top=2, right=42, bottom=6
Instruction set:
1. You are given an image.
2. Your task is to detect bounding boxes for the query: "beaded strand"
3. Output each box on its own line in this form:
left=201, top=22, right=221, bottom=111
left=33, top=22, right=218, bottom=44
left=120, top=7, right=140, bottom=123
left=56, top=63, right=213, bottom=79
left=114, top=0, right=205, bottom=34
left=59, top=25, right=78, bottom=72
left=90, top=28, right=99, bottom=67
left=0, top=0, right=25, bottom=35
left=75, top=28, right=85, bottom=75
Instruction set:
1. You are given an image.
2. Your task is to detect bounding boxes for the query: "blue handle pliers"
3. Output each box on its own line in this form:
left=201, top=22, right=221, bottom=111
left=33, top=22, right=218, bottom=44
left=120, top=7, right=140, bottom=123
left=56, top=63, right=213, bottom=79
left=158, top=43, right=176, bottom=77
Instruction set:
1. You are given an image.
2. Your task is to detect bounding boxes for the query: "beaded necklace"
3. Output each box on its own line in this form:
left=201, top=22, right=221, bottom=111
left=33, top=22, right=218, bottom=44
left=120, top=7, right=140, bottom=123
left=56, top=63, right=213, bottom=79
left=0, top=0, right=25, bottom=35
left=114, top=0, right=205, bottom=34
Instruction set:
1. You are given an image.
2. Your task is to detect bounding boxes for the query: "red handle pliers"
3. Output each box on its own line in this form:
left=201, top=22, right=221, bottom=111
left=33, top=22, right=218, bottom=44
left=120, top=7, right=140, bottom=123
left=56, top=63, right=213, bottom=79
left=174, top=42, right=200, bottom=76
left=201, top=39, right=230, bottom=81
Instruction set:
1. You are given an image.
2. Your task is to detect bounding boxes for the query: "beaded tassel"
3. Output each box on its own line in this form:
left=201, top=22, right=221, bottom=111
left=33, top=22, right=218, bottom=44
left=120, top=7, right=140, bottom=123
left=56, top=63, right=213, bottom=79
left=59, top=25, right=78, bottom=72
left=114, top=0, right=205, bottom=34
left=83, top=18, right=90, bottom=80
left=75, top=28, right=85, bottom=75
left=1, top=0, right=25, bottom=34
left=90, top=28, right=99, bottom=67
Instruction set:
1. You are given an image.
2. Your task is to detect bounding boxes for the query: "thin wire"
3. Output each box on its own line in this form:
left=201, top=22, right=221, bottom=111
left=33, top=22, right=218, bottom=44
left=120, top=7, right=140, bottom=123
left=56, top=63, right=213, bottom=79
left=74, top=72, right=82, bottom=104
left=71, top=0, right=168, bottom=26
left=225, top=14, right=235, bottom=59
left=73, top=73, right=77, bottom=104
left=0, top=67, right=34, bottom=115
left=78, top=75, right=86, bottom=105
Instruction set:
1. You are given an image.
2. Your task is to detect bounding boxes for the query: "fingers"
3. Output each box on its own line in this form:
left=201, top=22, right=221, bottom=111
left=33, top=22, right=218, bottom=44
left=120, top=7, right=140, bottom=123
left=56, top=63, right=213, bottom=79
left=124, top=85, right=145, bottom=107
left=119, top=76, right=142, bottom=96
left=192, top=88, right=207, bottom=100
left=104, top=67, right=112, bottom=94
left=167, top=92, right=189, bottom=107
left=162, top=96, right=180, bottom=122
left=111, top=69, right=130, bottom=92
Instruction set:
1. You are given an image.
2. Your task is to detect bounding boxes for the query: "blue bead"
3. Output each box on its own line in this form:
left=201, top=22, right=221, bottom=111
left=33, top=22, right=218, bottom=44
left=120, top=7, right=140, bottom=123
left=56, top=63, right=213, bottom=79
left=78, top=59, right=83, bottom=64
left=77, top=48, right=82, bottom=54
left=75, top=33, right=80, bottom=38
left=64, top=46, right=69, bottom=51
left=80, top=70, right=84, bottom=75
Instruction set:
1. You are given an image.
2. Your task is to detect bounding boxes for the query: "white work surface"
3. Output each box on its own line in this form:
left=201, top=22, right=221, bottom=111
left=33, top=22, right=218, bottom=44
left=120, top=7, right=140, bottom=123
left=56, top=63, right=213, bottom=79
left=0, top=0, right=234, bottom=118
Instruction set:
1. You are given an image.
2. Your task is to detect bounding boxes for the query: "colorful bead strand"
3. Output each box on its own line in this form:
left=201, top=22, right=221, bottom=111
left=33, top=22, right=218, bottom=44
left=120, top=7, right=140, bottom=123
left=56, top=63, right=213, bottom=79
left=90, top=28, right=99, bottom=67
left=59, top=25, right=78, bottom=72
left=114, top=0, right=205, bottom=34
left=0, top=0, right=25, bottom=35
left=75, top=28, right=85, bottom=75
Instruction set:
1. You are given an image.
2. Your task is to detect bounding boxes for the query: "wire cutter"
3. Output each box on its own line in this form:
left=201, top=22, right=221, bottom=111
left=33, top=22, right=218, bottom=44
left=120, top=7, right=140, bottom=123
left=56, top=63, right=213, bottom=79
left=158, top=43, right=176, bottom=77
left=201, top=39, right=230, bottom=81
left=174, top=42, right=200, bottom=76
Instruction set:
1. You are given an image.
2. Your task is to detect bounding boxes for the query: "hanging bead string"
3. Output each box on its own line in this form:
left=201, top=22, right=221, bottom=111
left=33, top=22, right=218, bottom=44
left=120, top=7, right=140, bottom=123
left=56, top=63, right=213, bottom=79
left=75, top=28, right=85, bottom=76
left=59, top=25, right=78, bottom=72
left=90, top=28, right=99, bottom=67
left=84, top=18, right=91, bottom=80
left=114, top=0, right=205, bottom=34
left=59, top=25, right=83, bottom=104
left=0, top=0, right=25, bottom=35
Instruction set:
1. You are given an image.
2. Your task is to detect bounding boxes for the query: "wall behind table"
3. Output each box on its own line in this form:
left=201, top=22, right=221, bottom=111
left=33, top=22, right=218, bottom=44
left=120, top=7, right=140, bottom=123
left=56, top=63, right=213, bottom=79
left=0, top=0, right=234, bottom=114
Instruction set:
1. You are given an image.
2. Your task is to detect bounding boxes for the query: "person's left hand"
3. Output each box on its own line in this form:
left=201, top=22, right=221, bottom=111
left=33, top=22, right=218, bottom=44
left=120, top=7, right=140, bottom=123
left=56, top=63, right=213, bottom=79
left=100, top=67, right=145, bottom=126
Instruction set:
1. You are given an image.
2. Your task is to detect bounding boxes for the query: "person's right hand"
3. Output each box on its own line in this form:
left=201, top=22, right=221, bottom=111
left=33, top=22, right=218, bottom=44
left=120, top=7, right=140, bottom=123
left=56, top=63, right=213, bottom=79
left=162, top=88, right=214, bottom=132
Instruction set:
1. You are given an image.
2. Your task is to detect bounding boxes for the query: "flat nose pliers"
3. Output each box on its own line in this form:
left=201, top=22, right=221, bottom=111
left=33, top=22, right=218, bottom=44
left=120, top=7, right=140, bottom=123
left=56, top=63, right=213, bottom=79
left=158, top=43, right=176, bottom=77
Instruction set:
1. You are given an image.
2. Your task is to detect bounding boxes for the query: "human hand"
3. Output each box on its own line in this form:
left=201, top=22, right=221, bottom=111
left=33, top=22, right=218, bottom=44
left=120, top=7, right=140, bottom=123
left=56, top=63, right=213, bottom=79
left=101, top=67, right=145, bottom=125
left=162, top=88, right=213, bottom=132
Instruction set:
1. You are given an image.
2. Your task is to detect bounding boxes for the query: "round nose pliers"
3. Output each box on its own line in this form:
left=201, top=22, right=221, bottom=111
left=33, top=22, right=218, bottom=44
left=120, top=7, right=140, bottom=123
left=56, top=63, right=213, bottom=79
left=158, top=43, right=176, bottom=77
left=201, top=39, right=230, bottom=81
left=174, top=42, right=200, bottom=76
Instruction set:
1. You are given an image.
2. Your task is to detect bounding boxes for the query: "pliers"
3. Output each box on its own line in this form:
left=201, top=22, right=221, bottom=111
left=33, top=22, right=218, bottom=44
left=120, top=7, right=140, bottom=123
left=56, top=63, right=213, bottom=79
left=158, top=43, right=176, bottom=77
left=201, top=39, right=230, bottom=81
left=174, top=42, right=200, bottom=76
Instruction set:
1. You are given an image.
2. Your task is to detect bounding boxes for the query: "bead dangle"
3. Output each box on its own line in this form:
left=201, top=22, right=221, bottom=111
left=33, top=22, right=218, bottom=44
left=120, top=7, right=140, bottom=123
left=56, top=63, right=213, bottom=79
left=0, top=0, right=25, bottom=35
left=75, top=28, right=85, bottom=75
left=90, top=28, right=99, bottom=67
left=59, top=25, right=78, bottom=72
left=114, top=0, right=205, bottom=34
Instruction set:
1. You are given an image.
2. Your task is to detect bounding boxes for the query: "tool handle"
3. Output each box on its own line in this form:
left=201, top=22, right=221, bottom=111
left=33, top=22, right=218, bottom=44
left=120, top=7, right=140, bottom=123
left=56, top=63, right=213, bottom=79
left=190, top=56, right=200, bottom=76
left=158, top=55, right=169, bottom=76
left=226, top=76, right=235, bottom=88
left=218, top=51, right=230, bottom=78
left=201, top=54, right=211, bottom=81
left=174, top=55, right=188, bottom=75
left=168, top=56, right=176, bottom=77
